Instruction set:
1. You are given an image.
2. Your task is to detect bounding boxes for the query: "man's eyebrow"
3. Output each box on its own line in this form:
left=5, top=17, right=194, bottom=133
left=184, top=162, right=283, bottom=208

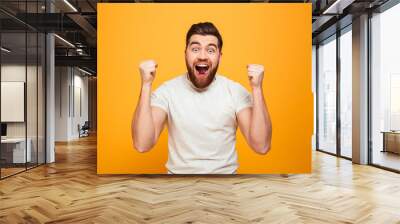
left=189, top=41, right=201, bottom=46
left=188, top=42, right=218, bottom=49
left=207, top=43, right=218, bottom=48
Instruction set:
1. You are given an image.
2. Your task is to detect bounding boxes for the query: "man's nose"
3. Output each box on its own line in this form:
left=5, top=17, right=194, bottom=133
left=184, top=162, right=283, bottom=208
left=198, top=49, right=207, bottom=59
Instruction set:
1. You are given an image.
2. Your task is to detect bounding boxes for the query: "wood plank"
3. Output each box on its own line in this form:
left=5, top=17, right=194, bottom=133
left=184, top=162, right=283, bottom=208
left=0, top=134, right=400, bottom=223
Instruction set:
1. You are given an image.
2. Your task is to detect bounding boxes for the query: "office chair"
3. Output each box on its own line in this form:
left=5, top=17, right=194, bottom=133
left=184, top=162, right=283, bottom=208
left=79, top=121, right=90, bottom=138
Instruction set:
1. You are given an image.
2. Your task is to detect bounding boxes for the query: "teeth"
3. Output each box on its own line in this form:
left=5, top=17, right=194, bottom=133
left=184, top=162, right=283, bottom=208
left=197, top=64, right=208, bottom=67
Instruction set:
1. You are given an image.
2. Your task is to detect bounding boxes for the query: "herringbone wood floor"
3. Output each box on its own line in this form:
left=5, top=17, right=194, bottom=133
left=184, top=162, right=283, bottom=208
left=1, top=135, right=400, bottom=224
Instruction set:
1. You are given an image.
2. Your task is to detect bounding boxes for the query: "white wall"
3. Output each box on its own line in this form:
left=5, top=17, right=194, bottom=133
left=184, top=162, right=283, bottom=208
left=55, top=66, right=70, bottom=141
left=72, top=72, right=89, bottom=138
left=55, top=67, right=89, bottom=141
left=1, top=65, right=38, bottom=138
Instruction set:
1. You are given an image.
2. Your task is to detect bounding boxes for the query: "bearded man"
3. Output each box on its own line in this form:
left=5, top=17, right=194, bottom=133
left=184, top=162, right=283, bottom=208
left=132, top=22, right=272, bottom=174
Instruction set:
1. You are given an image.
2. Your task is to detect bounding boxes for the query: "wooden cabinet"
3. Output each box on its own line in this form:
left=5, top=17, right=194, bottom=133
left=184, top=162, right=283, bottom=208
left=382, top=131, right=400, bottom=154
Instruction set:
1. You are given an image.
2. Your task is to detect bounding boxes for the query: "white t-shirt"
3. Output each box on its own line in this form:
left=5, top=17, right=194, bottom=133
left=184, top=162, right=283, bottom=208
left=151, top=74, right=252, bottom=174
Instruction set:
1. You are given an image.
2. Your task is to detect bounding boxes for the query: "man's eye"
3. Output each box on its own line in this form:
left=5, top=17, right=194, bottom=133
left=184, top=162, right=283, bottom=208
left=192, top=48, right=199, bottom=52
left=207, top=48, right=216, bottom=54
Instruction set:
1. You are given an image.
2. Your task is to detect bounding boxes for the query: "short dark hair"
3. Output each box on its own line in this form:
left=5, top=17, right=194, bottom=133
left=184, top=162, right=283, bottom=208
left=186, top=22, right=223, bottom=50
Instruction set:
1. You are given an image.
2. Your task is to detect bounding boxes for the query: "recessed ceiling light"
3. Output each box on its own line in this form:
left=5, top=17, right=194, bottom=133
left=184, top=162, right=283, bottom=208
left=323, top=0, right=355, bottom=15
left=77, top=67, right=93, bottom=76
left=1, top=47, right=11, bottom=53
left=63, top=0, right=78, bottom=12
left=54, top=34, right=75, bottom=48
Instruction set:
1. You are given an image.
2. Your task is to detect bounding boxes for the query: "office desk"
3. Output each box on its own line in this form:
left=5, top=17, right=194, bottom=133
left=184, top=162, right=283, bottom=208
left=381, top=131, right=400, bottom=154
left=1, top=138, right=31, bottom=163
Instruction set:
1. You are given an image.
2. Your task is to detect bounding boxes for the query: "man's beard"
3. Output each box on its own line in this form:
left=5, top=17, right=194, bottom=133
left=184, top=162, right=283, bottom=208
left=186, top=60, right=219, bottom=89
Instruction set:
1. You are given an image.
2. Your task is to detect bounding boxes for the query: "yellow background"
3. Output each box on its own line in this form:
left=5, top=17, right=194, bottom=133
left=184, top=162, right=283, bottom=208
left=98, top=3, right=312, bottom=174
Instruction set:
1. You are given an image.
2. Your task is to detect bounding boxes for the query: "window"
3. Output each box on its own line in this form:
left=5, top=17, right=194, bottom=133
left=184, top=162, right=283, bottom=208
left=339, top=28, right=352, bottom=158
left=371, top=2, right=400, bottom=171
left=317, top=35, right=337, bottom=154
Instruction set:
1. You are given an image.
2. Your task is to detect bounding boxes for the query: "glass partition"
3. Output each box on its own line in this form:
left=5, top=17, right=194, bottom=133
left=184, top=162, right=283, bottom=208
left=0, top=1, right=46, bottom=179
left=1, top=30, right=28, bottom=177
left=339, top=27, right=352, bottom=158
left=317, top=35, right=337, bottom=155
left=371, top=3, right=400, bottom=171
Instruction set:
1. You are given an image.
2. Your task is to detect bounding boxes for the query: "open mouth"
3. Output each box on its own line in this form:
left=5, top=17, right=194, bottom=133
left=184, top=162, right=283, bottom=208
left=195, top=64, right=209, bottom=75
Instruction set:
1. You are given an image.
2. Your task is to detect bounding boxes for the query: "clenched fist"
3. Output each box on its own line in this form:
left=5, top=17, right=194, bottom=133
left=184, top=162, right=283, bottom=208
left=247, top=64, right=264, bottom=88
left=139, top=60, right=158, bottom=86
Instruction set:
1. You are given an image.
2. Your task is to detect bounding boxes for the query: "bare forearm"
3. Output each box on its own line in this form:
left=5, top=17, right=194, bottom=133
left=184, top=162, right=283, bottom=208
left=249, top=87, right=272, bottom=154
left=132, top=84, right=155, bottom=152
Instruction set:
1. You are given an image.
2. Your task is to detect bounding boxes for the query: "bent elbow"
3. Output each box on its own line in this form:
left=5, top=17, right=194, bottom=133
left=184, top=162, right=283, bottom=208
left=135, top=146, right=146, bottom=153
left=249, top=135, right=271, bottom=155
left=133, top=140, right=152, bottom=153
left=257, top=144, right=271, bottom=155
left=252, top=142, right=271, bottom=155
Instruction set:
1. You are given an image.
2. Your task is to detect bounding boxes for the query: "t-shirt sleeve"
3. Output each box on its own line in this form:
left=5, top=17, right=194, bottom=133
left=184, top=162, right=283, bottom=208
left=232, top=82, right=253, bottom=114
left=150, top=83, right=169, bottom=113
